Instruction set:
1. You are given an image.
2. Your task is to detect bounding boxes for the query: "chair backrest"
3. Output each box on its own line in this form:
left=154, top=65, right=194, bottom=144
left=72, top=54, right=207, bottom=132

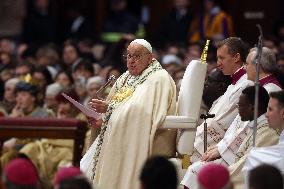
left=0, top=117, right=88, bottom=166
left=176, top=60, right=207, bottom=154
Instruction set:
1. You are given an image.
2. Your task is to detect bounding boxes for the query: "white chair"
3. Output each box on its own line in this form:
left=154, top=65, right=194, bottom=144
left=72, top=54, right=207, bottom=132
left=161, top=60, right=207, bottom=182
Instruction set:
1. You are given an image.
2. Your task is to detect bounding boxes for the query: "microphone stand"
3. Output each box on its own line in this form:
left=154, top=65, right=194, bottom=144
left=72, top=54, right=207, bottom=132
left=252, top=24, right=263, bottom=147
left=96, top=75, right=116, bottom=100
left=200, top=113, right=215, bottom=152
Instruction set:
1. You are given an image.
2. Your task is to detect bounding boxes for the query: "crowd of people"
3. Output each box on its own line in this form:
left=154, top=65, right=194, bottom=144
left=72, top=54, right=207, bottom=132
left=0, top=0, right=284, bottom=189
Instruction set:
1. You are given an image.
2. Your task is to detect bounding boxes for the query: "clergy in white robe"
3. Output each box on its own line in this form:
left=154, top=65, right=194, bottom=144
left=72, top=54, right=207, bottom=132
left=242, top=90, right=284, bottom=189
left=181, top=114, right=279, bottom=189
left=192, top=43, right=283, bottom=163
left=224, top=47, right=283, bottom=189
left=228, top=116, right=279, bottom=189
left=217, top=77, right=281, bottom=166
left=181, top=86, right=279, bottom=189
left=80, top=39, right=177, bottom=189
left=215, top=46, right=282, bottom=167
left=245, top=46, right=283, bottom=93
left=191, top=37, right=253, bottom=162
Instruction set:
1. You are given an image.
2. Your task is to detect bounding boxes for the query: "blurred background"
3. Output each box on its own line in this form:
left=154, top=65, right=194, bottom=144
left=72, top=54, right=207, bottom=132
left=0, top=0, right=283, bottom=45
left=0, top=1, right=284, bottom=186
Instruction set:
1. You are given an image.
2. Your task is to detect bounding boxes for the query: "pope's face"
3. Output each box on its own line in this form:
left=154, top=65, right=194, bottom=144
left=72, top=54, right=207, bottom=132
left=126, top=43, right=152, bottom=76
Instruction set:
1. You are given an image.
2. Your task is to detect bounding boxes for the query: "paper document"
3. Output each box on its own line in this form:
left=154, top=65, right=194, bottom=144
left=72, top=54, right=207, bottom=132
left=62, top=93, right=102, bottom=119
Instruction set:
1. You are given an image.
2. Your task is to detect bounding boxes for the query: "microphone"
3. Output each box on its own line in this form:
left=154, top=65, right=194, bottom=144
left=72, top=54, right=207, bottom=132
left=200, top=113, right=215, bottom=119
left=96, top=75, right=116, bottom=100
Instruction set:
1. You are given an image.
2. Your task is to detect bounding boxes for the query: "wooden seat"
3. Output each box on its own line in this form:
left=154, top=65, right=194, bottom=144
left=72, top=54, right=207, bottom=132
left=0, top=117, right=88, bottom=166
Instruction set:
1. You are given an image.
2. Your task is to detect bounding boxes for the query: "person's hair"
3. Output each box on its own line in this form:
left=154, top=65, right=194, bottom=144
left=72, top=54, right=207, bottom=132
left=215, top=37, right=248, bottom=62
left=5, top=78, right=19, bottom=88
left=270, top=90, right=284, bottom=109
left=62, top=40, right=81, bottom=57
left=242, top=86, right=269, bottom=114
left=140, top=156, right=177, bottom=189
left=34, top=66, right=53, bottom=86
left=15, top=62, right=35, bottom=75
left=15, top=82, right=38, bottom=97
left=72, top=59, right=94, bottom=74
left=36, top=46, right=60, bottom=65
left=249, top=47, right=284, bottom=88
left=55, top=70, right=74, bottom=84
left=57, top=177, right=92, bottom=189
left=249, top=164, right=283, bottom=189
left=249, top=47, right=276, bottom=73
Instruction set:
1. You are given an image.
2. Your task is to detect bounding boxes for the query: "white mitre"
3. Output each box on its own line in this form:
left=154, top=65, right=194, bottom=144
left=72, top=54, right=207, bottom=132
left=131, top=39, right=152, bottom=53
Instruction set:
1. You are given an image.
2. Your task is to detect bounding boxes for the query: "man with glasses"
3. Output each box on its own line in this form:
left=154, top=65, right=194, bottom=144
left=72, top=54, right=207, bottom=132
left=81, top=39, right=177, bottom=189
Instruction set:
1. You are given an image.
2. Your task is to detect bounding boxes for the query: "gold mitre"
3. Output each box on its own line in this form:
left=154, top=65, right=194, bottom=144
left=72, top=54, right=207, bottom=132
left=200, top=40, right=210, bottom=64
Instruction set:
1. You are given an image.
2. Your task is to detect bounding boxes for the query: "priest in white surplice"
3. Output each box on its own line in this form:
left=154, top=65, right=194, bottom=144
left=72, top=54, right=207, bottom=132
left=191, top=37, right=253, bottom=163
left=207, top=46, right=282, bottom=167
left=227, top=46, right=283, bottom=189
left=242, top=90, right=284, bottom=189
left=245, top=47, right=283, bottom=92
left=200, top=46, right=282, bottom=166
left=80, top=39, right=177, bottom=189
left=181, top=86, right=279, bottom=189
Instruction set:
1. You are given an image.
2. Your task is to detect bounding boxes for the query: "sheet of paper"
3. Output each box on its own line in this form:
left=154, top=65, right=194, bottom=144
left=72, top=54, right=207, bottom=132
left=62, top=93, right=102, bottom=119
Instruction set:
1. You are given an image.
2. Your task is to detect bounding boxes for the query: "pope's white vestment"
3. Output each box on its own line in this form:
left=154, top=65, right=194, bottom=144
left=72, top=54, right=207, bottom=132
left=81, top=60, right=177, bottom=189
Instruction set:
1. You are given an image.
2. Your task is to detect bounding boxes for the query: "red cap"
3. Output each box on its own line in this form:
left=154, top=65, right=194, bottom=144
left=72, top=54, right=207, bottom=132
left=54, top=167, right=82, bottom=185
left=4, top=158, right=38, bottom=186
left=197, top=163, right=230, bottom=189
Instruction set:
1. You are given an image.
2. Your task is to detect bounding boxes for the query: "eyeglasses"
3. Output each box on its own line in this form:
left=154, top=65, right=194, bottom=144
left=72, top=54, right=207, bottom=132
left=123, top=53, right=148, bottom=61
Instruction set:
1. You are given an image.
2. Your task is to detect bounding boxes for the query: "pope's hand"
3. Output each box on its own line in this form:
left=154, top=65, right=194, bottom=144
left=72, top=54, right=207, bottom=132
left=87, top=117, right=103, bottom=128
left=89, top=99, right=108, bottom=113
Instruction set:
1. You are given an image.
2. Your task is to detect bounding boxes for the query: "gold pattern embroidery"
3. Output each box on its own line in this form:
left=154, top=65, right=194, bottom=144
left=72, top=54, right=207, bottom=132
left=111, top=87, right=134, bottom=103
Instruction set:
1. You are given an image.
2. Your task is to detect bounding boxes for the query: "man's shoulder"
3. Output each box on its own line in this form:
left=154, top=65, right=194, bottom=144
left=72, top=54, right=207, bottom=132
left=237, top=74, right=253, bottom=87
left=151, top=69, right=173, bottom=80
left=263, top=82, right=282, bottom=93
left=224, top=76, right=253, bottom=96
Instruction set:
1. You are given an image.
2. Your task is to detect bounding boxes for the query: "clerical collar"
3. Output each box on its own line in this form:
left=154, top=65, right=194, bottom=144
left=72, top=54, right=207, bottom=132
left=231, top=67, right=246, bottom=85
left=247, top=114, right=267, bottom=128
left=259, top=74, right=281, bottom=88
